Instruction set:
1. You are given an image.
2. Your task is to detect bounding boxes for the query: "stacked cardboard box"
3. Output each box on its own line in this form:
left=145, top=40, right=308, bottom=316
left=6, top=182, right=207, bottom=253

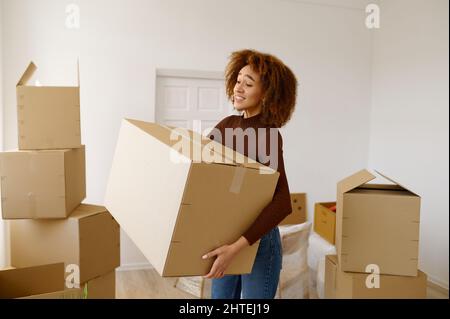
left=325, top=169, right=427, bottom=299
left=0, top=62, right=120, bottom=298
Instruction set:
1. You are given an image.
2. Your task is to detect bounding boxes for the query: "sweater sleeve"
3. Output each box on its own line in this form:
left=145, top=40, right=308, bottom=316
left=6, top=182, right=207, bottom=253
left=242, top=130, right=293, bottom=245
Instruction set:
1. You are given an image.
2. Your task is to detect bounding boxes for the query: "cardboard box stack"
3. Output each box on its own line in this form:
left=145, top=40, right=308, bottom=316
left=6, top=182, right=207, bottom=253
left=0, top=62, right=120, bottom=299
left=325, top=169, right=427, bottom=299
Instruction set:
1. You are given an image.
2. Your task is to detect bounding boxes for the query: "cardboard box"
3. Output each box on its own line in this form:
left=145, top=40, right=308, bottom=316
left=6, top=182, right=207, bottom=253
left=0, top=146, right=86, bottom=219
left=10, top=204, right=120, bottom=283
left=16, top=61, right=81, bottom=150
left=280, top=193, right=307, bottom=225
left=0, top=263, right=65, bottom=299
left=104, top=119, right=280, bottom=277
left=20, top=288, right=85, bottom=299
left=313, top=202, right=336, bottom=244
left=21, top=271, right=116, bottom=299
left=82, top=270, right=116, bottom=299
left=324, top=255, right=427, bottom=299
left=336, top=169, right=421, bottom=276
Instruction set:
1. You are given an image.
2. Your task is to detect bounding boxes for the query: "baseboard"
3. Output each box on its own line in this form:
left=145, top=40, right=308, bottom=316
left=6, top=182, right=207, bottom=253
left=117, top=262, right=154, bottom=272
left=427, top=275, right=449, bottom=295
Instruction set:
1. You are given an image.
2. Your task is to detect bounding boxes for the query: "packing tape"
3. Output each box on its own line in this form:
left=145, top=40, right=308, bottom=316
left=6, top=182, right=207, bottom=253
left=229, top=165, right=246, bottom=194
left=27, top=192, right=37, bottom=218
left=1, top=176, right=7, bottom=206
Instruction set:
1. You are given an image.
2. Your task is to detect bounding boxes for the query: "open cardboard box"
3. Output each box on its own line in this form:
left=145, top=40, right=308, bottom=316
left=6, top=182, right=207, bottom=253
left=336, top=169, right=421, bottom=276
left=16, top=61, right=81, bottom=150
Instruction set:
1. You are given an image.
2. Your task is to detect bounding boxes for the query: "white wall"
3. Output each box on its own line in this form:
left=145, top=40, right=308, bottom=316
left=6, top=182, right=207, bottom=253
left=2, top=0, right=373, bottom=269
left=0, top=0, right=6, bottom=268
left=369, top=0, right=449, bottom=288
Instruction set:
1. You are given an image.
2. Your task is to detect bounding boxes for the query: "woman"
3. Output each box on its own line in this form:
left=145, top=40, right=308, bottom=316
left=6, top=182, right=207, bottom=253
left=203, top=49, right=298, bottom=299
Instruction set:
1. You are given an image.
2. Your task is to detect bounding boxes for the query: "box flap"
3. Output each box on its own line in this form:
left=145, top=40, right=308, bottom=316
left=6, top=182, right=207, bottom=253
left=0, top=263, right=65, bottom=299
left=69, top=203, right=108, bottom=220
left=374, top=170, right=420, bottom=197
left=125, top=118, right=276, bottom=174
left=337, top=169, right=376, bottom=194
left=17, top=61, right=37, bottom=86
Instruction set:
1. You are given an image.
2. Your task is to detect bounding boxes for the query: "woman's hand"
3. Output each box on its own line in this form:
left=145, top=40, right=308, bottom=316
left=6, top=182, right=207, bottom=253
left=202, top=236, right=250, bottom=279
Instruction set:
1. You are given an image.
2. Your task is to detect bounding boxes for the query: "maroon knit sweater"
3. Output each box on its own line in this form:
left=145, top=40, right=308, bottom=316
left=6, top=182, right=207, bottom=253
left=207, top=113, right=293, bottom=245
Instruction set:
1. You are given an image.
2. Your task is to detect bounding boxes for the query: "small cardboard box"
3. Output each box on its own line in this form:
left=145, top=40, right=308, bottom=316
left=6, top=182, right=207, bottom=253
left=0, top=146, right=86, bottom=219
left=336, top=169, right=421, bottom=276
left=324, top=255, right=427, bottom=299
left=16, top=62, right=81, bottom=150
left=313, top=202, right=336, bottom=244
left=105, top=119, right=280, bottom=277
left=280, top=193, right=306, bottom=225
left=10, top=204, right=120, bottom=283
left=0, top=263, right=65, bottom=299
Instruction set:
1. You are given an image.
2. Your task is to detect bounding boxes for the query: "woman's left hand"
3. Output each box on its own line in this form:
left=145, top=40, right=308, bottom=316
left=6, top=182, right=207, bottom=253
left=202, top=236, right=250, bottom=279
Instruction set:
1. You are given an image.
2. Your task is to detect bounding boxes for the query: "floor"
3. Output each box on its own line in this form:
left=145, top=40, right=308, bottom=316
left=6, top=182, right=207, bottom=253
left=115, top=268, right=449, bottom=299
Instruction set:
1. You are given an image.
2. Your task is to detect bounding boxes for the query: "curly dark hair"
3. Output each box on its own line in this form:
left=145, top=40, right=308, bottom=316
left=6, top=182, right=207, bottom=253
left=225, top=49, right=298, bottom=128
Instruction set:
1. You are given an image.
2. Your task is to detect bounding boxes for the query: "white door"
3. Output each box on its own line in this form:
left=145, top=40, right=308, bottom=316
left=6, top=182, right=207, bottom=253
left=155, top=70, right=236, bottom=135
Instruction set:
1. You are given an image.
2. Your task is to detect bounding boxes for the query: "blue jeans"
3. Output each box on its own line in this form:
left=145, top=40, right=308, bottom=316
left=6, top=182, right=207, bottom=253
left=211, top=227, right=282, bottom=299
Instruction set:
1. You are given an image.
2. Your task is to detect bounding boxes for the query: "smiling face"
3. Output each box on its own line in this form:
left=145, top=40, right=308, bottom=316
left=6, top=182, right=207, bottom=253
left=233, top=65, right=264, bottom=117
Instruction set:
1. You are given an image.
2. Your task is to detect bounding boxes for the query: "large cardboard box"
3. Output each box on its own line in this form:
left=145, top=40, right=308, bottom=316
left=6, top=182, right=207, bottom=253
left=280, top=193, right=307, bottom=225
left=324, top=255, right=427, bottom=299
left=16, top=62, right=81, bottom=150
left=336, top=169, right=421, bottom=277
left=0, top=146, right=86, bottom=219
left=10, top=204, right=120, bottom=283
left=313, top=202, right=336, bottom=244
left=0, top=263, right=65, bottom=299
left=104, top=119, right=280, bottom=277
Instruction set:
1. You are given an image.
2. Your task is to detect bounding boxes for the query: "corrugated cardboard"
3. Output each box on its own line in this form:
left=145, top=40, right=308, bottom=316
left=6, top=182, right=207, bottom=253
left=336, top=169, right=421, bottom=276
left=16, top=61, right=81, bottom=150
left=20, top=288, right=85, bottom=299
left=324, top=255, right=427, bottom=299
left=313, top=202, right=336, bottom=244
left=82, top=270, right=116, bottom=299
left=0, top=146, right=86, bottom=219
left=280, top=193, right=306, bottom=225
left=0, top=263, right=65, bottom=299
left=104, top=119, right=280, bottom=277
left=22, top=271, right=116, bottom=299
left=10, top=204, right=120, bottom=283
